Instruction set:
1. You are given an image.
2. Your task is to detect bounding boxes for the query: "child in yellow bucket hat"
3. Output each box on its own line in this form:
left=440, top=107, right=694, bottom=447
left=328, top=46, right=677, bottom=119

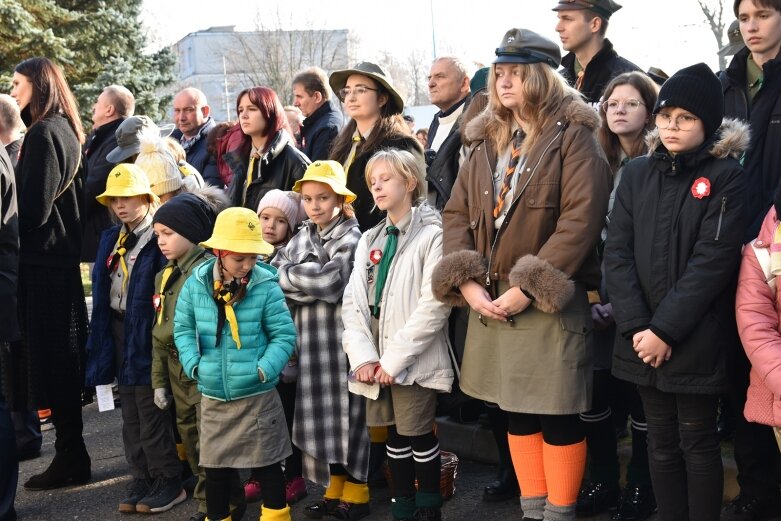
left=271, top=161, right=372, bottom=519
left=175, top=207, right=297, bottom=521
left=86, top=163, right=188, bottom=515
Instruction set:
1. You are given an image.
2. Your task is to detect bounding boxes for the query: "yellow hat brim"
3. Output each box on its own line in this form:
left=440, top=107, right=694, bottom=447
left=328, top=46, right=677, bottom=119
left=96, top=188, right=160, bottom=207
left=200, top=237, right=274, bottom=256
left=292, top=178, right=357, bottom=204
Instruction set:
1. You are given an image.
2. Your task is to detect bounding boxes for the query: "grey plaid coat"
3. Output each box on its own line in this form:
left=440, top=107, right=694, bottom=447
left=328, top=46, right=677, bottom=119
left=272, top=216, right=369, bottom=484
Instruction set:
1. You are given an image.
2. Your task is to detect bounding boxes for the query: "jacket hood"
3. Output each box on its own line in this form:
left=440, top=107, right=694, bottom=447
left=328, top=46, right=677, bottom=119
left=645, top=118, right=750, bottom=160
left=464, top=95, right=600, bottom=145
left=193, top=256, right=278, bottom=287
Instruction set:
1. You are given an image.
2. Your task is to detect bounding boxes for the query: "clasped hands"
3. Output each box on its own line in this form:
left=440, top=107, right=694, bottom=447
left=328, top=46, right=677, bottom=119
left=354, top=362, right=395, bottom=386
left=458, top=280, right=532, bottom=322
left=632, top=329, right=672, bottom=368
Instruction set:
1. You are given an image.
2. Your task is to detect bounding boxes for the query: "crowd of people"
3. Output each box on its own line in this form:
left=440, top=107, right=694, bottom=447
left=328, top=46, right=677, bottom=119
left=1, top=0, right=781, bottom=520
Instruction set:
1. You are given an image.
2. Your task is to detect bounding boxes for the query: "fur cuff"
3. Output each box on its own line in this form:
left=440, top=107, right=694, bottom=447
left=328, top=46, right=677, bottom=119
left=508, top=255, right=574, bottom=313
left=432, top=250, right=487, bottom=307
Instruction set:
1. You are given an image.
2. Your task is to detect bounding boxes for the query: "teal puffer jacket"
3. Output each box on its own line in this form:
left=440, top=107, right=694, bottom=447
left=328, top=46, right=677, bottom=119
left=174, top=258, right=296, bottom=401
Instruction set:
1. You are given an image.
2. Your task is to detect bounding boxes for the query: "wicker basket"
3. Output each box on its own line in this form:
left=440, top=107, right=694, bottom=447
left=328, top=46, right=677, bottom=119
left=381, top=450, right=459, bottom=500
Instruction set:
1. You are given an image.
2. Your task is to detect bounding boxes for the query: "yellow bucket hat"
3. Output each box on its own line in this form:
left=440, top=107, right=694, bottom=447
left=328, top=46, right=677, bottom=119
left=293, top=160, right=357, bottom=203
left=200, top=207, right=274, bottom=255
left=96, top=163, right=160, bottom=207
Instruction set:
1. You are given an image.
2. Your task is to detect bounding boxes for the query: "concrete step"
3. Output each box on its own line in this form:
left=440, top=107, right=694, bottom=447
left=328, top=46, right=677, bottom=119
left=436, top=416, right=740, bottom=502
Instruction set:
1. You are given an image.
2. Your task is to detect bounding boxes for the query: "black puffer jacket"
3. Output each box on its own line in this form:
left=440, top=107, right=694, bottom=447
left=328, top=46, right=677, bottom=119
left=720, top=47, right=781, bottom=241
left=560, top=39, right=641, bottom=104
left=226, top=129, right=309, bottom=211
left=605, top=119, right=749, bottom=394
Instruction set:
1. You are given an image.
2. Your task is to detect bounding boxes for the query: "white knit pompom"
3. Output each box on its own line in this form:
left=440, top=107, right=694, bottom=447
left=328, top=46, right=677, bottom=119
left=138, top=133, right=165, bottom=156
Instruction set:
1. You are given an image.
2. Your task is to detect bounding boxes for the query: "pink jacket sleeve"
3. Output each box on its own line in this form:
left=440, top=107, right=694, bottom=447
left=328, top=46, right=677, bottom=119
left=736, top=243, right=781, bottom=397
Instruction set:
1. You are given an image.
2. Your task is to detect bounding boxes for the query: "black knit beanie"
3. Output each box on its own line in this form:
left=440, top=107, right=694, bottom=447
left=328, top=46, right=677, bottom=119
left=152, top=192, right=216, bottom=245
left=653, top=63, right=724, bottom=140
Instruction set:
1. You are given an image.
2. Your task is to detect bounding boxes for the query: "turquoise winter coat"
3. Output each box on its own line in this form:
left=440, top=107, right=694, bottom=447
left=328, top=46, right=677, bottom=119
left=174, top=258, right=296, bottom=401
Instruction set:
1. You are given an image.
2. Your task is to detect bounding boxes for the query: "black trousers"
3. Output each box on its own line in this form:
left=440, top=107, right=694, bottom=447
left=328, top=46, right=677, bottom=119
left=639, top=387, right=721, bottom=521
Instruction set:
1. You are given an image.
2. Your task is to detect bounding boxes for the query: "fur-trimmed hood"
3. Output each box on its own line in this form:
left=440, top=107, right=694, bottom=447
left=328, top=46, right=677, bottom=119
left=463, top=95, right=601, bottom=145
left=645, top=117, right=750, bottom=160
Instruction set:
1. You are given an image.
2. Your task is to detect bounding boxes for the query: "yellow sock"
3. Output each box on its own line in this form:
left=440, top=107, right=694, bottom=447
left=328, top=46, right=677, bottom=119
left=368, top=426, right=388, bottom=443
left=176, top=443, right=188, bottom=461
left=341, top=481, right=370, bottom=505
left=260, top=505, right=291, bottom=520
left=324, top=474, right=348, bottom=500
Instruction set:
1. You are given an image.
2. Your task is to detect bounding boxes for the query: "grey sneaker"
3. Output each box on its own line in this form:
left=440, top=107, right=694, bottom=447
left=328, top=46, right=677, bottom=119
left=135, top=475, right=186, bottom=513
left=119, top=478, right=151, bottom=513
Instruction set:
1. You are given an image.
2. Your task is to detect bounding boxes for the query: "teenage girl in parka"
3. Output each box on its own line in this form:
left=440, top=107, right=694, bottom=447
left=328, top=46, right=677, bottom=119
left=433, top=28, right=611, bottom=521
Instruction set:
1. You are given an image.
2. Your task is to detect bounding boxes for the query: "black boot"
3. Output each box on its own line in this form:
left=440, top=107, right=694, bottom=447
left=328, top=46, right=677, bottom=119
left=612, top=483, right=657, bottom=521
left=24, top=448, right=91, bottom=490
left=483, top=466, right=520, bottom=502
left=483, top=405, right=519, bottom=502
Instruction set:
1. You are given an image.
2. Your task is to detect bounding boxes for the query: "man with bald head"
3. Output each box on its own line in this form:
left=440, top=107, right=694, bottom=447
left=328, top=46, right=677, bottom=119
left=83, top=84, right=135, bottom=262
left=171, top=88, right=220, bottom=186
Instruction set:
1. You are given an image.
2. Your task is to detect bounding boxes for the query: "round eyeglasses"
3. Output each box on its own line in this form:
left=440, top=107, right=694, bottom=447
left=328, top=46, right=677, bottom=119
left=654, top=112, right=699, bottom=131
left=601, top=99, right=645, bottom=113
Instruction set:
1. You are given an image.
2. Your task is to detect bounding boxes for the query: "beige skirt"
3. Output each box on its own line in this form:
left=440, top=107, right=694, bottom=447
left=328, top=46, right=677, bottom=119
left=459, top=282, right=593, bottom=415
left=199, top=390, right=292, bottom=468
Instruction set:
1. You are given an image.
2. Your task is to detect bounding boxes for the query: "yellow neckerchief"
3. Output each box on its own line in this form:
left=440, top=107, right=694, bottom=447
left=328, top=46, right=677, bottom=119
left=113, top=230, right=134, bottom=292
left=214, top=278, right=242, bottom=349
left=156, top=265, right=175, bottom=325
left=243, top=150, right=261, bottom=206
left=343, top=130, right=363, bottom=172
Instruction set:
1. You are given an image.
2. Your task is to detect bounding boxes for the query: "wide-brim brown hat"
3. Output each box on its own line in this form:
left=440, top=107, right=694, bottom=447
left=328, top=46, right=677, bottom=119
left=329, top=62, right=404, bottom=115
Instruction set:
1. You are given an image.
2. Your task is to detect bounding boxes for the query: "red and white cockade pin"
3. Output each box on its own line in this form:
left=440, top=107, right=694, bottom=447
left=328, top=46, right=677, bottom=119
left=369, top=249, right=382, bottom=264
left=152, top=294, right=161, bottom=311
left=691, top=177, right=711, bottom=199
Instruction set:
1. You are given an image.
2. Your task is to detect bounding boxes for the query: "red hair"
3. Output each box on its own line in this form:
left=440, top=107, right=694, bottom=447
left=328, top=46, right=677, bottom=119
left=235, top=86, right=292, bottom=141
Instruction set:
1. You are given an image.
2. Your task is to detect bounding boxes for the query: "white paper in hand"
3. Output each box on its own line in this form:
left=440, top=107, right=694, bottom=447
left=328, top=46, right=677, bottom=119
left=95, top=384, right=115, bottom=412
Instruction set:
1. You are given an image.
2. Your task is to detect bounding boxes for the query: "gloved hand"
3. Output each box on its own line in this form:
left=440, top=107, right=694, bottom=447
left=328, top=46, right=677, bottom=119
left=280, top=360, right=299, bottom=384
left=153, top=388, right=171, bottom=410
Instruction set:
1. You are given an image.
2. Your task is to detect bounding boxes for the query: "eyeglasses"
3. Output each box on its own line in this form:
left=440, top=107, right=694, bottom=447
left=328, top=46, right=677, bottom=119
left=655, top=112, right=699, bottom=131
left=338, top=86, right=378, bottom=100
left=601, top=98, right=645, bottom=113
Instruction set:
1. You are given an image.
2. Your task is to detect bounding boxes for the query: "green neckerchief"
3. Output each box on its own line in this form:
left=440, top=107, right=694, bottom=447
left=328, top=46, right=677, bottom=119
left=373, top=225, right=399, bottom=318
left=747, top=55, right=764, bottom=102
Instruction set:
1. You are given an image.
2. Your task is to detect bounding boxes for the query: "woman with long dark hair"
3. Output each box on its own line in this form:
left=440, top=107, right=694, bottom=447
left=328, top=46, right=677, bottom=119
left=328, top=62, right=424, bottom=231
left=225, top=86, right=309, bottom=211
left=577, top=71, right=659, bottom=520
left=3, top=57, right=90, bottom=490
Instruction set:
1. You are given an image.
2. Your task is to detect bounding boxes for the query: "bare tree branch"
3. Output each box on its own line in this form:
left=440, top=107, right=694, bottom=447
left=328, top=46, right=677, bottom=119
left=698, top=0, right=728, bottom=70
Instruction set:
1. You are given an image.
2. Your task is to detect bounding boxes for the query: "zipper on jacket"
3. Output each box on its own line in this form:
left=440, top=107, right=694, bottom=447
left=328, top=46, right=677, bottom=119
left=715, top=196, right=726, bottom=241
left=486, top=129, right=563, bottom=285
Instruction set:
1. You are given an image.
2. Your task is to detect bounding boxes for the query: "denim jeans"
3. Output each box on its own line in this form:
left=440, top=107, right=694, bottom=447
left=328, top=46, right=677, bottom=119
left=638, top=386, right=722, bottom=521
